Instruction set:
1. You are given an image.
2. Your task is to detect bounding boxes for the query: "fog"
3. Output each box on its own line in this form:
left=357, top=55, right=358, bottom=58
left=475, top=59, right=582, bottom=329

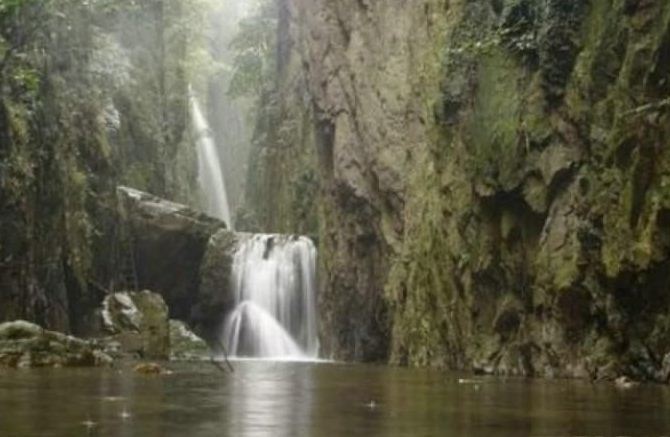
left=202, top=0, right=258, bottom=219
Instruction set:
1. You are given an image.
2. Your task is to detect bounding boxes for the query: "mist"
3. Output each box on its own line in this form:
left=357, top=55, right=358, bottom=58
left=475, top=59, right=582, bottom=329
left=2, top=1, right=670, bottom=436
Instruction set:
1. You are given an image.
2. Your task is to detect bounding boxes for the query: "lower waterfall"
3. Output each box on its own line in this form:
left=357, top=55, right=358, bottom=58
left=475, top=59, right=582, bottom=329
left=223, top=234, right=319, bottom=360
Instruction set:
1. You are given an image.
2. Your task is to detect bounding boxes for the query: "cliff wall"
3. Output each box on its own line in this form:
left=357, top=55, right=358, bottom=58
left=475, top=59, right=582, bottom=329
left=249, top=0, right=670, bottom=380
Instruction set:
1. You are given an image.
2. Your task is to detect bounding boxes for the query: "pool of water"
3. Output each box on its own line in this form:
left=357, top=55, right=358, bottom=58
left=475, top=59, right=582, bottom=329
left=1, top=361, right=669, bottom=436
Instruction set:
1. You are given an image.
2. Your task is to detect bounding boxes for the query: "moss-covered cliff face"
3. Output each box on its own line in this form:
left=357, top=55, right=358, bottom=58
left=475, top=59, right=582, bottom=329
left=248, top=0, right=670, bottom=380
left=0, top=0, right=205, bottom=334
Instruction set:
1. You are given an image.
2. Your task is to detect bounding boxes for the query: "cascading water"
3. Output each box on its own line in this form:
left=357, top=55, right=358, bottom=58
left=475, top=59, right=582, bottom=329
left=191, top=95, right=233, bottom=228
left=223, top=234, right=319, bottom=360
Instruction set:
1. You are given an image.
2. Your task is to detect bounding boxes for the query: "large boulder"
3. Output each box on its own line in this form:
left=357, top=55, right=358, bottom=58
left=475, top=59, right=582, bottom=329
left=101, top=290, right=169, bottom=360
left=0, top=321, right=112, bottom=368
left=115, top=187, right=242, bottom=344
left=117, top=186, right=224, bottom=325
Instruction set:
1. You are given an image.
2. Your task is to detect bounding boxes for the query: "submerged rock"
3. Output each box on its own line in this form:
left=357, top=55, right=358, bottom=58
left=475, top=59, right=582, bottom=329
left=100, top=291, right=169, bottom=360
left=133, top=362, right=172, bottom=375
left=169, top=320, right=210, bottom=361
left=0, top=321, right=112, bottom=368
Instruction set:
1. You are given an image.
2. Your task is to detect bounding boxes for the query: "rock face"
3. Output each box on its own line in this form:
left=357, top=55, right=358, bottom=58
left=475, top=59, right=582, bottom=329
left=101, top=291, right=170, bottom=360
left=245, top=0, right=670, bottom=380
left=197, top=230, right=240, bottom=343
left=0, top=321, right=112, bottom=368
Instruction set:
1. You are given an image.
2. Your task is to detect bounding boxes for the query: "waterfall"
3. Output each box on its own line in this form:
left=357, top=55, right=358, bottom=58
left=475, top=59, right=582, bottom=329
left=223, top=234, right=319, bottom=360
left=191, top=95, right=233, bottom=228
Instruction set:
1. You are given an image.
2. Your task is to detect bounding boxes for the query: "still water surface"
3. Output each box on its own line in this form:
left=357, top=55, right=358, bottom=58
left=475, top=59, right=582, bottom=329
left=1, top=361, right=669, bottom=437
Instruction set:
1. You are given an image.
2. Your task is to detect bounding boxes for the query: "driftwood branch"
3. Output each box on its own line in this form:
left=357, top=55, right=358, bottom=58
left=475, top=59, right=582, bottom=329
left=209, top=338, right=234, bottom=373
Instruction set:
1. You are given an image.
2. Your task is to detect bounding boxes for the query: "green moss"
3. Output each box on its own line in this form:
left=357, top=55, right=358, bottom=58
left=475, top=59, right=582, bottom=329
left=3, top=99, right=29, bottom=145
left=467, top=48, right=525, bottom=190
left=234, top=0, right=670, bottom=379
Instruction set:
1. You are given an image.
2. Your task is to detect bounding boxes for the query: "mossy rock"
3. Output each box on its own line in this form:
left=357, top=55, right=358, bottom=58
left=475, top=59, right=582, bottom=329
left=0, top=321, right=113, bottom=368
left=169, top=320, right=210, bottom=361
left=100, top=291, right=169, bottom=360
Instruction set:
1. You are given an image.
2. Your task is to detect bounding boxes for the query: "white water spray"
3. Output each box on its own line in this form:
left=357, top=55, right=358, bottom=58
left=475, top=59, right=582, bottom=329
left=191, top=95, right=233, bottom=228
left=223, top=234, right=319, bottom=360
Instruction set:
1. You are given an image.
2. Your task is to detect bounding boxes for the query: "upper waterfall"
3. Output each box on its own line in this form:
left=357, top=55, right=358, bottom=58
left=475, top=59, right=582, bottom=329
left=191, top=95, right=233, bottom=229
left=223, top=234, right=319, bottom=360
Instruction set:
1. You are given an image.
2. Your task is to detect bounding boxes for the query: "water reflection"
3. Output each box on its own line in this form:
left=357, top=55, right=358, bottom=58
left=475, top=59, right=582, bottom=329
left=229, top=361, right=314, bottom=437
left=0, top=363, right=669, bottom=437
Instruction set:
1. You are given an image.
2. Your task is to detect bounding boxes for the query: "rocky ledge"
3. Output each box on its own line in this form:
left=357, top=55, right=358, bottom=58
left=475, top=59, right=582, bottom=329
left=0, top=321, right=112, bottom=368
left=1, top=290, right=211, bottom=368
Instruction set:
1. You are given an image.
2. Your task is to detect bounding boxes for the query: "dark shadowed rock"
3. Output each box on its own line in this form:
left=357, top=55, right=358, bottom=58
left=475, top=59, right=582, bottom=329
left=196, top=230, right=241, bottom=344
left=116, top=187, right=242, bottom=345
left=117, top=187, right=224, bottom=327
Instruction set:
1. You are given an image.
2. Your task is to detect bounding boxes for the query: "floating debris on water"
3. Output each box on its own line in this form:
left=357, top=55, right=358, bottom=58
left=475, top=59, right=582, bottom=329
left=81, top=420, right=97, bottom=429
left=458, top=378, right=479, bottom=384
left=134, top=362, right=172, bottom=375
left=615, top=376, right=640, bottom=390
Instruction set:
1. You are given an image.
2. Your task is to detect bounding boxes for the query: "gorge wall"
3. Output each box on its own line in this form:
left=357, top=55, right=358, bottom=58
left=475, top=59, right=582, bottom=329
left=0, top=1, right=204, bottom=334
left=246, top=0, right=670, bottom=380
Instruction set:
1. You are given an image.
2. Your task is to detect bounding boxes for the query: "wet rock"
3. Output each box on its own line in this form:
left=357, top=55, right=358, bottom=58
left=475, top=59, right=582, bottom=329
left=197, top=230, right=242, bottom=343
left=169, top=320, right=210, bottom=361
left=133, top=362, right=171, bottom=375
left=102, top=292, right=143, bottom=333
left=116, top=187, right=289, bottom=346
left=0, top=321, right=112, bottom=368
left=100, top=291, right=169, bottom=360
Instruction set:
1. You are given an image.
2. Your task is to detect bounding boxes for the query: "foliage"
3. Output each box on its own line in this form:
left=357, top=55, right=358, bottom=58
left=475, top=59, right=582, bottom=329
left=0, top=0, right=212, bottom=329
left=227, top=0, right=278, bottom=99
left=0, top=0, right=29, bottom=15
